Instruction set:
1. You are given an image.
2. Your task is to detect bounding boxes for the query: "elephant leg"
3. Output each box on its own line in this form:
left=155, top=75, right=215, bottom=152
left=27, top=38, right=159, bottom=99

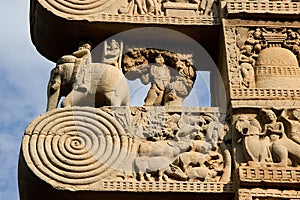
left=61, top=92, right=73, bottom=108
left=62, top=90, right=91, bottom=108
left=121, top=92, right=130, bottom=106
left=104, top=91, right=121, bottom=106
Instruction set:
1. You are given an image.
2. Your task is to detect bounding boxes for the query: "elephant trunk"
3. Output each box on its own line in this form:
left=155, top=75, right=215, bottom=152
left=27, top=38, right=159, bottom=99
left=46, top=80, right=61, bottom=111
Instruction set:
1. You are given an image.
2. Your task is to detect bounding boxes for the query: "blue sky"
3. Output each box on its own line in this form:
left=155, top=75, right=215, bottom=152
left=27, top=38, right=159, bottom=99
left=0, top=1, right=53, bottom=199
left=0, top=1, right=213, bottom=200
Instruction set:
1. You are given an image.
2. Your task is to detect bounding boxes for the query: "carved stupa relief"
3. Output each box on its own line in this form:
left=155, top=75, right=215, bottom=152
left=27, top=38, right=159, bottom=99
left=225, top=26, right=300, bottom=108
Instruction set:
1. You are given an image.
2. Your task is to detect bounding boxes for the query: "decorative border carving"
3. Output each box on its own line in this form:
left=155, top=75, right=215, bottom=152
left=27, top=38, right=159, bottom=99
left=98, top=181, right=235, bottom=192
left=239, top=166, right=300, bottom=185
left=36, top=0, right=220, bottom=25
left=226, top=1, right=300, bottom=16
left=231, top=88, right=300, bottom=99
left=75, top=14, right=219, bottom=25
left=231, top=100, right=300, bottom=108
left=239, top=188, right=300, bottom=200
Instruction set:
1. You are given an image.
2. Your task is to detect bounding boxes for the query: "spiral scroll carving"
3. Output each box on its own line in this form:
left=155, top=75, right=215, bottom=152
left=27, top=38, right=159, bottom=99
left=22, top=107, right=130, bottom=185
left=39, top=0, right=119, bottom=16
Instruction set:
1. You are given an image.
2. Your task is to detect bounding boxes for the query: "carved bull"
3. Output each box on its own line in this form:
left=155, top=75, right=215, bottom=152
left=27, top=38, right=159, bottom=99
left=174, top=152, right=212, bottom=173
left=186, top=166, right=218, bottom=181
left=134, top=156, right=188, bottom=181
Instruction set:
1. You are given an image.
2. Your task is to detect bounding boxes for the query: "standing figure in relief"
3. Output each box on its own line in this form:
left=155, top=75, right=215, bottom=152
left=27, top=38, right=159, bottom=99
left=239, top=45, right=256, bottom=88
left=283, top=29, right=300, bottom=63
left=141, top=54, right=171, bottom=106
left=281, top=109, right=300, bottom=144
left=199, top=0, right=215, bottom=15
left=103, top=39, right=122, bottom=70
left=72, top=42, right=93, bottom=93
left=119, top=0, right=162, bottom=15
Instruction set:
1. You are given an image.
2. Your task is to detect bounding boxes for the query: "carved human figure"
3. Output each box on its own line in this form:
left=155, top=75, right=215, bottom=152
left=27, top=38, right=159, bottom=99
left=239, top=45, right=256, bottom=88
left=283, top=29, right=300, bottom=62
left=141, top=54, right=171, bottom=106
left=245, top=29, right=267, bottom=54
left=262, top=109, right=285, bottom=141
left=281, top=109, right=300, bottom=144
left=240, top=63, right=255, bottom=88
left=262, top=109, right=300, bottom=167
left=199, top=0, right=215, bottom=15
left=119, top=0, right=162, bottom=15
left=239, top=45, right=257, bottom=66
left=103, top=39, right=122, bottom=70
left=163, top=78, right=191, bottom=107
left=72, top=42, right=92, bottom=93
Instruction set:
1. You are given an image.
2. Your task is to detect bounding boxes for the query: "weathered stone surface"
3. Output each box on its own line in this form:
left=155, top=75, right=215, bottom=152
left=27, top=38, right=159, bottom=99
left=22, top=0, right=300, bottom=200
left=30, top=0, right=220, bottom=61
left=19, top=106, right=233, bottom=199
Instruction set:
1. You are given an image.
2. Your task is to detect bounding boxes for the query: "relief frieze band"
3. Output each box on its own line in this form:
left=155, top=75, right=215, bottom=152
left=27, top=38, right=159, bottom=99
left=33, top=0, right=220, bottom=25
left=238, top=188, right=300, bottom=200
left=225, top=1, right=300, bottom=19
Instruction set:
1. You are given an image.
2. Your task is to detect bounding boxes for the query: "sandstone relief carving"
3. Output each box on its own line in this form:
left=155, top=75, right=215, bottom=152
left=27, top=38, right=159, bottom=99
left=235, top=27, right=300, bottom=90
left=22, top=106, right=231, bottom=189
left=124, top=48, right=196, bottom=107
left=235, top=109, right=300, bottom=167
left=46, top=42, right=130, bottom=111
left=118, top=0, right=163, bottom=15
left=228, top=27, right=300, bottom=106
left=118, top=0, right=217, bottom=16
left=128, top=108, right=231, bottom=182
left=102, top=39, right=123, bottom=70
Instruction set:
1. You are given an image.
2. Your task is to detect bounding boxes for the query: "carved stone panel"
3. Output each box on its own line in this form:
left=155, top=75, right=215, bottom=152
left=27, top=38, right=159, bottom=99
left=19, top=107, right=232, bottom=193
left=232, top=108, right=300, bottom=187
left=224, top=25, right=300, bottom=108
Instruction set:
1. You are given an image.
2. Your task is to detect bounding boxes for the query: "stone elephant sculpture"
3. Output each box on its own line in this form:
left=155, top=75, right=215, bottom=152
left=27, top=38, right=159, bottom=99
left=46, top=55, right=130, bottom=111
